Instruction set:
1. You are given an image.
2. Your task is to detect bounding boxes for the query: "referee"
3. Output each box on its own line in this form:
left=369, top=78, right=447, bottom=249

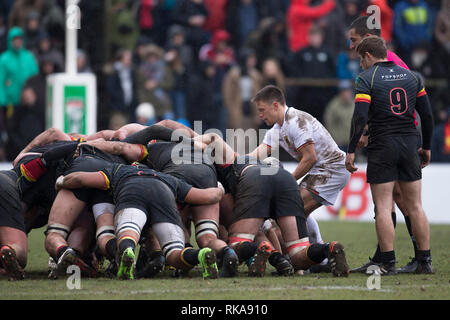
left=345, top=36, right=434, bottom=275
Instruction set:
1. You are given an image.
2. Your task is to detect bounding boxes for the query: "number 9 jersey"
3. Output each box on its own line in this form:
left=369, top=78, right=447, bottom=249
left=354, top=61, right=424, bottom=142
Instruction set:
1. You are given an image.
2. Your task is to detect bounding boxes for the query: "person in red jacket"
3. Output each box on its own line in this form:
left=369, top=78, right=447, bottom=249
left=286, top=0, right=336, bottom=52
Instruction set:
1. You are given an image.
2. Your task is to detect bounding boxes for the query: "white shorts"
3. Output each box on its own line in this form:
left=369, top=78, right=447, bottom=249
left=300, top=166, right=350, bottom=206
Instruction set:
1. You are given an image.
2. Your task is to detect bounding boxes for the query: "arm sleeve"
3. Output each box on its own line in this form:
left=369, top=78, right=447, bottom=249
left=415, top=93, right=433, bottom=150
left=41, top=142, right=79, bottom=164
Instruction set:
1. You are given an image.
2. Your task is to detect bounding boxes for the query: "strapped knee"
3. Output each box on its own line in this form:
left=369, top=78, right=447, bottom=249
left=115, top=208, right=147, bottom=238
left=45, top=223, right=71, bottom=240
left=96, top=225, right=115, bottom=241
left=286, top=238, right=310, bottom=258
left=195, top=219, right=219, bottom=241
left=152, top=222, right=185, bottom=259
left=92, top=203, right=115, bottom=221
left=228, top=233, right=255, bottom=247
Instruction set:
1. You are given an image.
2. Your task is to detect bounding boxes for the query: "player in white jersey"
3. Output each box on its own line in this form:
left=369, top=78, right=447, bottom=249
left=249, top=86, right=350, bottom=267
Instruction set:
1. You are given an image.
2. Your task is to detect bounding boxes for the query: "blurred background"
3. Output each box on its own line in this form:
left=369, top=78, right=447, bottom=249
left=0, top=0, right=448, bottom=164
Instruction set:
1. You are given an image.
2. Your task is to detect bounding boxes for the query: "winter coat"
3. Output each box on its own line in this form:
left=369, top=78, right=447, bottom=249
left=0, top=27, right=38, bottom=107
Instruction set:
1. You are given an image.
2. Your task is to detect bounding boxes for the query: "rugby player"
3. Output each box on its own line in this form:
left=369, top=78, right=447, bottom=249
left=348, top=16, right=422, bottom=273
left=192, top=132, right=350, bottom=277
left=56, top=162, right=225, bottom=280
left=346, top=36, right=434, bottom=274
left=0, top=142, right=80, bottom=280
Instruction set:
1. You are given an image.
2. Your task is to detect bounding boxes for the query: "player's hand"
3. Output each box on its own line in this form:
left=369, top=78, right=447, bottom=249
left=345, top=153, right=358, bottom=173
left=418, top=148, right=431, bottom=168
left=357, top=135, right=368, bottom=149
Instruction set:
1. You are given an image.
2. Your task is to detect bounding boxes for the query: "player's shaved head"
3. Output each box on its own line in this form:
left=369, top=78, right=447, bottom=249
left=349, top=16, right=381, bottom=37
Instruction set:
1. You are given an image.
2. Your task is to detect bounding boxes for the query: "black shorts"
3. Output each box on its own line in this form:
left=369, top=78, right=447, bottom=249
left=0, top=171, right=25, bottom=232
left=114, top=176, right=182, bottom=227
left=367, top=135, right=422, bottom=184
left=231, top=166, right=305, bottom=224
left=163, top=163, right=217, bottom=189
left=64, top=156, right=114, bottom=204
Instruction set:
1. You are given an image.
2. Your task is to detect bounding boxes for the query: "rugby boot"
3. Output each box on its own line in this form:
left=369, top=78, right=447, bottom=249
left=415, top=257, right=434, bottom=274
left=117, top=247, right=135, bottom=280
left=48, top=256, right=57, bottom=277
left=372, top=261, right=397, bottom=276
left=307, top=260, right=332, bottom=274
left=0, top=246, right=24, bottom=280
left=50, top=247, right=77, bottom=279
left=198, top=248, right=218, bottom=280
left=136, top=251, right=165, bottom=278
left=350, top=257, right=381, bottom=273
left=248, top=241, right=272, bottom=277
left=328, top=242, right=350, bottom=277
left=220, top=247, right=239, bottom=278
left=104, top=258, right=118, bottom=278
left=397, top=257, right=418, bottom=274
left=271, top=255, right=294, bottom=276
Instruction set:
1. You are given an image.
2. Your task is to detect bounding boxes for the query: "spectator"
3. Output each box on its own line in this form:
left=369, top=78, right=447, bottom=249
left=204, top=0, right=228, bottom=33
left=137, top=0, right=156, bottom=41
left=135, top=102, right=156, bottom=126
left=133, top=35, right=152, bottom=67
left=77, top=49, right=93, bottom=73
left=290, top=26, right=336, bottom=122
left=0, top=15, right=7, bottom=53
left=323, top=80, right=355, bottom=151
left=434, top=0, right=450, bottom=55
left=166, top=24, right=194, bottom=67
left=199, top=29, right=235, bottom=69
left=256, top=0, right=289, bottom=20
left=6, top=87, right=45, bottom=160
left=8, top=0, right=45, bottom=29
left=368, top=0, right=394, bottom=43
left=431, top=107, right=450, bottom=162
left=33, top=31, right=64, bottom=72
left=105, top=48, right=139, bottom=124
left=137, top=44, right=174, bottom=120
left=172, top=0, right=210, bottom=55
left=246, top=17, right=290, bottom=73
left=343, top=0, right=361, bottom=28
left=187, top=61, right=223, bottom=132
left=336, top=47, right=360, bottom=80
left=105, top=0, right=139, bottom=61
left=165, top=47, right=189, bottom=120
left=260, top=58, right=286, bottom=95
left=222, top=48, right=263, bottom=129
left=226, top=0, right=259, bottom=50
left=318, top=1, right=348, bottom=56
left=393, top=0, right=434, bottom=64
left=286, top=0, right=335, bottom=52
left=24, top=10, right=42, bottom=51
left=0, top=26, right=38, bottom=111
left=24, top=54, right=56, bottom=122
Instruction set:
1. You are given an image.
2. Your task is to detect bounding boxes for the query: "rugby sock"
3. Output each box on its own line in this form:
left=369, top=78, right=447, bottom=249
left=416, top=249, right=431, bottom=262
left=118, top=237, right=136, bottom=256
left=56, top=245, right=69, bottom=261
left=181, top=247, right=199, bottom=267
left=306, top=216, right=323, bottom=244
left=216, top=246, right=233, bottom=263
left=404, top=216, right=419, bottom=256
left=380, top=250, right=396, bottom=264
left=233, top=242, right=258, bottom=262
left=306, top=243, right=329, bottom=264
left=105, top=238, right=117, bottom=260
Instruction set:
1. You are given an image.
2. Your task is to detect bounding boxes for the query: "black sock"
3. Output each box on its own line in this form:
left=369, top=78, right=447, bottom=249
left=216, top=246, right=232, bottom=261
left=56, top=245, right=69, bottom=261
left=404, top=216, right=419, bottom=256
left=118, top=238, right=136, bottom=256
left=268, top=251, right=284, bottom=267
left=149, top=250, right=164, bottom=260
left=105, top=238, right=117, bottom=260
left=181, top=247, right=199, bottom=266
left=416, top=249, right=431, bottom=262
left=306, top=243, right=329, bottom=264
left=234, top=241, right=258, bottom=261
left=381, top=250, right=395, bottom=264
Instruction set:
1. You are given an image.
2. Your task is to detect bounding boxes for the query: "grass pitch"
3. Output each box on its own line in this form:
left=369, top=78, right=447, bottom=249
left=0, top=221, right=449, bottom=300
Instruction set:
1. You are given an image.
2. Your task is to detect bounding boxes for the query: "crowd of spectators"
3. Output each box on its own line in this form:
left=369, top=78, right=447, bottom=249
left=0, top=0, right=449, bottom=162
